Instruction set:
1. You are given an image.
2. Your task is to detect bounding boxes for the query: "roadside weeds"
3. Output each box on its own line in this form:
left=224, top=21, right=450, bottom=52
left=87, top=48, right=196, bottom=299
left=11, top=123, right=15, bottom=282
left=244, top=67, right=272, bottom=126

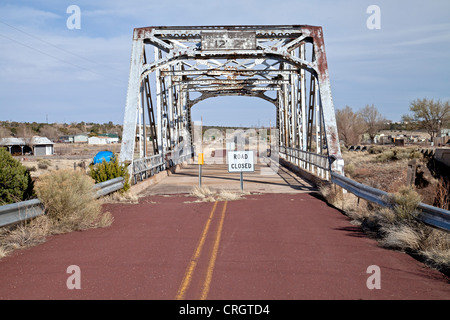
left=319, top=183, right=450, bottom=276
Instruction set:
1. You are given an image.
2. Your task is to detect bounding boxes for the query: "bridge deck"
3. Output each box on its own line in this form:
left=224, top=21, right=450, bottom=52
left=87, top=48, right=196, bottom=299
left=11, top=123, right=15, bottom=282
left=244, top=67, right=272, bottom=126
left=141, top=159, right=316, bottom=196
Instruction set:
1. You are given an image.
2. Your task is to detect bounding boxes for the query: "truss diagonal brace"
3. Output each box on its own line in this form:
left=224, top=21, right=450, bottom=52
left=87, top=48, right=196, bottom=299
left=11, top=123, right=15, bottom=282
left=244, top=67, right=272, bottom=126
left=119, top=25, right=344, bottom=177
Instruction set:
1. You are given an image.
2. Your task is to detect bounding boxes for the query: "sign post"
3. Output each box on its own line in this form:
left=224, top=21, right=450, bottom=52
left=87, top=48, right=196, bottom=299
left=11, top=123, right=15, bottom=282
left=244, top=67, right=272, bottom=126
left=240, top=172, right=244, bottom=192
left=198, top=153, right=204, bottom=188
left=227, top=151, right=254, bottom=192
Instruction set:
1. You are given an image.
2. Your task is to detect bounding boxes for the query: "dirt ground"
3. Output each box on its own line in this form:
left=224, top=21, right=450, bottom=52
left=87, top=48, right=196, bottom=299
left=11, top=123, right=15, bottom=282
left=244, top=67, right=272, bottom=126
left=17, top=143, right=122, bottom=179
left=341, top=146, right=443, bottom=207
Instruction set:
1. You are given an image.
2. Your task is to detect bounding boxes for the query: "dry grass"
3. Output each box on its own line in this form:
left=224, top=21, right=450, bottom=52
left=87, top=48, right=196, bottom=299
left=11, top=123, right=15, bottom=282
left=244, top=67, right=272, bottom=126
left=20, top=158, right=91, bottom=178
left=319, top=184, right=343, bottom=207
left=390, top=186, right=422, bottom=220
left=422, top=229, right=450, bottom=268
left=323, top=183, right=450, bottom=273
left=434, top=178, right=450, bottom=210
left=319, top=183, right=366, bottom=214
left=380, top=222, right=426, bottom=251
left=379, top=221, right=450, bottom=270
left=0, top=169, right=113, bottom=260
left=35, top=169, right=113, bottom=233
left=189, top=186, right=247, bottom=202
left=0, top=215, right=50, bottom=259
left=100, top=190, right=140, bottom=204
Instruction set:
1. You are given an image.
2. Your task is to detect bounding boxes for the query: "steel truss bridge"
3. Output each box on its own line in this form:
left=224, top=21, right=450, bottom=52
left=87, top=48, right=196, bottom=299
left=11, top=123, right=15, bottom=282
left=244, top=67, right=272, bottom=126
left=119, top=25, right=344, bottom=183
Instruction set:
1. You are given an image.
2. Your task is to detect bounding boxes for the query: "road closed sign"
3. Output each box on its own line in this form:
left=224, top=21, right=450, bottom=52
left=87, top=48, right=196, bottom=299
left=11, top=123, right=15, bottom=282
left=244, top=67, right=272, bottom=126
left=227, top=151, right=254, bottom=173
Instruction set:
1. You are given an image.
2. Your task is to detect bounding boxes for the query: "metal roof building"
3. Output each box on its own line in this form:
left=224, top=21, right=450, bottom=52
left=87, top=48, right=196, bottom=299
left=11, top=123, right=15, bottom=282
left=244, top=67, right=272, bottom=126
left=0, top=136, right=53, bottom=156
left=30, top=136, right=54, bottom=156
left=0, top=137, right=29, bottom=155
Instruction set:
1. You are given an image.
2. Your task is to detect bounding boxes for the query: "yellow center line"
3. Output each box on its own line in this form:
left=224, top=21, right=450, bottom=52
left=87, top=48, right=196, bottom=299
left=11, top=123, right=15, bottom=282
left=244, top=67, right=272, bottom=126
left=200, top=200, right=227, bottom=300
left=175, top=201, right=218, bottom=300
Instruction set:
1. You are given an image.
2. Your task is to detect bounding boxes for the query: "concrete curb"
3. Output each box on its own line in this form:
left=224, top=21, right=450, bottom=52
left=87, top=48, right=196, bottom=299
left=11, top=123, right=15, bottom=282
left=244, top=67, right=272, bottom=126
left=128, top=161, right=191, bottom=196
left=279, top=157, right=329, bottom=188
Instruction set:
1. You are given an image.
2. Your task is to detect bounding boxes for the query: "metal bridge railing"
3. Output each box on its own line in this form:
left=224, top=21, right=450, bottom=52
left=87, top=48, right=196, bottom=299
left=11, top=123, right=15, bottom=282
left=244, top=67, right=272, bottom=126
left=279, top=146, right=330, bottom=180
left=132, top=154, right=165, bottom=184
left=170, top=146, right=195, bottom=166
left=131, top=146, right=194, bottom=184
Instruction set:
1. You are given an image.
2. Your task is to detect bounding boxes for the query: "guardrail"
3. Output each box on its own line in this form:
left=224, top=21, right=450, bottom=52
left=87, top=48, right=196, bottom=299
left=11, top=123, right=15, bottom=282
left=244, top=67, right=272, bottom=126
left=0, top=199, right=44, bottom=228
left=330, top=172, right=392, bottom=207
left=330, top=172, right=450, bottom=232
left=92, top=177, right=125, bottom=199
left=0, top=177, right=125, bottom=228
left=279, top=146, right=450, bottom=232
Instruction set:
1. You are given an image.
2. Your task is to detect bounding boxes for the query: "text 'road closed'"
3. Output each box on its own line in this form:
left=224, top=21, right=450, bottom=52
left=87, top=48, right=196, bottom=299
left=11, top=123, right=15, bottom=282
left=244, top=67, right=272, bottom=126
left=227, top=151, right=254, bottom=173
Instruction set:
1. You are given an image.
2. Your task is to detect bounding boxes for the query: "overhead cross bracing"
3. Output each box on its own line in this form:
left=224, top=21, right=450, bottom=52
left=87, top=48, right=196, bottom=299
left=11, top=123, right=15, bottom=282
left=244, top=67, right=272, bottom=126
left=120, top=25, right=344, bottom=183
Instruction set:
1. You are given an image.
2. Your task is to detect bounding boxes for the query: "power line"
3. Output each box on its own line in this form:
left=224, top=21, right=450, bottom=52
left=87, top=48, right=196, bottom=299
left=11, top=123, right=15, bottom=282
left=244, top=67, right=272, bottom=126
left=0, top=19, right=127, bottom=75
left=0, top=32, right=124, bottom=84
left=0, top=20, right=127, bottom=83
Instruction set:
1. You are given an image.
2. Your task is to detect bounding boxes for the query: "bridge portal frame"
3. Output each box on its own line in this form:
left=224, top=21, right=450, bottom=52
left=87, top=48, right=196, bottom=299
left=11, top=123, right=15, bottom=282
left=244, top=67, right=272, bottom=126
left=120, top=25, right=344, bottom=179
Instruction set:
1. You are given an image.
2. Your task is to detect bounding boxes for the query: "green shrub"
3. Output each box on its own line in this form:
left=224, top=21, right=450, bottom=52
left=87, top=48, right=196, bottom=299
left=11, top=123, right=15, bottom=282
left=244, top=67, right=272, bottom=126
left=89, top=155, right=130, bottom=192
left=0, top=148, right=34, bottom=205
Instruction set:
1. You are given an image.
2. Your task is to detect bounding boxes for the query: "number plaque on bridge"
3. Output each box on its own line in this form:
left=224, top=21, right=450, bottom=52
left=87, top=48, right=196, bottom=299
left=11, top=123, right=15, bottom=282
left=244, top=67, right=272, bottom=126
left=202, top=31, right=256, bottom=51
left=227, top=151, right=255, bottom=173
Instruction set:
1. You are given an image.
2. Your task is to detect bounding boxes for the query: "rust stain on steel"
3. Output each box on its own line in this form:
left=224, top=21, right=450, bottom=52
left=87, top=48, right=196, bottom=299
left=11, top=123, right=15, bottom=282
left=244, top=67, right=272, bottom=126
left=308, top=26, right=329, bottom=80
left=326, top=125, right=339, bottom=156
left=123, top=25, right=344, bottom=175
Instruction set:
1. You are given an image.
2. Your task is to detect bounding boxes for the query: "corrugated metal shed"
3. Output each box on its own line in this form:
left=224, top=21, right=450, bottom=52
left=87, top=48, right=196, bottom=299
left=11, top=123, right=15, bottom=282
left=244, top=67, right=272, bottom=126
left=30, top=136, right=54, bottom=145
left=0, top=137, right=26, bottom=146
left=0, top=137, right=29, bottom=155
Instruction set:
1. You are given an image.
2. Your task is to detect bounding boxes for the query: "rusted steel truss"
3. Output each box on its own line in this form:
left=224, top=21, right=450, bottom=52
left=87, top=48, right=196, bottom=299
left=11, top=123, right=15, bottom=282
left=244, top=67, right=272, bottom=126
left=120, top=25, right=344, bottom=174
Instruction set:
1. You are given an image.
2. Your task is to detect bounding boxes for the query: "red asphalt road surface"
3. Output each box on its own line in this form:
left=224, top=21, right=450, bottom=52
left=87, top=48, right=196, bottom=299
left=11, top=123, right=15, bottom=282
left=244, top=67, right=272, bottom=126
left=0, top=193, right=448, bottom=300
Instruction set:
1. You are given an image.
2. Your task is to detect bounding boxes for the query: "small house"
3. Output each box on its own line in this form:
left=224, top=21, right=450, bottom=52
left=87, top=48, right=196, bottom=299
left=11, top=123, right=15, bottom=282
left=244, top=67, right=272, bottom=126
left=73, top=134, right=89, bottom=143
left=30, top=136, right=54, bottom=156
left=98, top=133, right=119, bottom=143
left=88, top=136, right=109, bottom=145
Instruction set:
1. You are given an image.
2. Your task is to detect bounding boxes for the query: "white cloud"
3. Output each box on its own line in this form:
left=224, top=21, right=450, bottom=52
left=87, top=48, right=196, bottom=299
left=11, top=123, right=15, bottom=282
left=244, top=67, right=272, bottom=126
left=0, top=0, right=449, bottom=124
left=0, top=4, right=61, bottom=27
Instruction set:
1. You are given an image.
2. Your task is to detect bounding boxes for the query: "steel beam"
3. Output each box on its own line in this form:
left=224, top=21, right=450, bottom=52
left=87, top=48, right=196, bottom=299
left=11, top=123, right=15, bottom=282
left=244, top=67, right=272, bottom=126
left=120, top=25, right=344, bottom=182
left=120, top=35, right=144, bottom=164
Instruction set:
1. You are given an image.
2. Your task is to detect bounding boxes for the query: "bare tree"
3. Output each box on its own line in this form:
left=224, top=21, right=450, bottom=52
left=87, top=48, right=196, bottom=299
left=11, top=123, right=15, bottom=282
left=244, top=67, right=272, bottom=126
left=0, top=126, right=11, bottom=138
left=404, top=98, right=450, bottom=140
left=16, top=123, right=33, bottom=138
left=359, top=104, right=386, bottom=144
left=336, top=106, right=366, bottom=145
left=39, top=125, right=61, bottom=141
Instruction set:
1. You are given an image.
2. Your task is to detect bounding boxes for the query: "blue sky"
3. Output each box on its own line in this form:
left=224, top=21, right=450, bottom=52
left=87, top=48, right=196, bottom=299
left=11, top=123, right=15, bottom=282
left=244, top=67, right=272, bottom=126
left=0, top=0, right=449, bottom=127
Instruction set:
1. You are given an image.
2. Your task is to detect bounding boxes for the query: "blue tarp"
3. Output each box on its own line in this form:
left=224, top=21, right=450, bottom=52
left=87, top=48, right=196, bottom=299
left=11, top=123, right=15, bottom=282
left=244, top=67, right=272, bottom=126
left=93, top=151, right=115, bottom=164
